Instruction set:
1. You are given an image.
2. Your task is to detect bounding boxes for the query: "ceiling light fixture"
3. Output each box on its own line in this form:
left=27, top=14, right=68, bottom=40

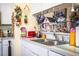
left=71, top=3, right=75, bottom=12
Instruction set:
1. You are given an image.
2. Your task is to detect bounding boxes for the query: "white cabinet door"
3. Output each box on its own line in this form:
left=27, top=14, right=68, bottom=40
left=21, top=40, right=48, bottom=56
left=76, top=27, right=79, bottom=47
left=49, top=50, right=62, bottom=56
left=3, top=45, right=8, bottom=56
left=21, top=40, right=38, bottom=56
left=2, top=38, right=14, bottom=56
left=21, top=46, right=37, bottom=56
left=27, top=43, right=47, bottom=56
left=0, top=43, right=1, bottom=56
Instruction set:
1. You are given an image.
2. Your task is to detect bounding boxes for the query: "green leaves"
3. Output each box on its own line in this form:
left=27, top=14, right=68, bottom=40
left=15, top=6, right=22, bottom=19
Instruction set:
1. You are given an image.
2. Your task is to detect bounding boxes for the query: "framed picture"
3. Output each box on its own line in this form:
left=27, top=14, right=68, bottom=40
left=54, top=8, right=67, bottom=18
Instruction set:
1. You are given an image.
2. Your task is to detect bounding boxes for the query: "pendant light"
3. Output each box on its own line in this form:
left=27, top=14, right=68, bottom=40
left=71, top=3, right=75, bottom=12
left=52, top=8, right=54, bottom=11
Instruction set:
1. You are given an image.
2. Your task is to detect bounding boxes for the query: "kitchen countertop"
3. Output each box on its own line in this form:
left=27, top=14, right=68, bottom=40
left=56, top=44, right=79, bottom=54
left=22, top=39, right=79, bottom=56
left=49, top=45, right=79, bottom=56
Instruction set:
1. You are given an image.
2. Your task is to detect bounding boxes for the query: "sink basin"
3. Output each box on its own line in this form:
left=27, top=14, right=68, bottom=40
left=32, top=39, right=44, bottom=43
left=32, top=39, right=68, bottom=46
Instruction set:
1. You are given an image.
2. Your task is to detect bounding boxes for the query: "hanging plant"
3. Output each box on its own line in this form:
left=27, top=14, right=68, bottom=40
left=70, top=12, right=76, bottom=20
left=14, top=6, right=22, bottom=26
left=64, top=18, right=66, bottom=23
left=15, top=6, right=22, bottom=22
left=24, top=15, right=27, bottom=23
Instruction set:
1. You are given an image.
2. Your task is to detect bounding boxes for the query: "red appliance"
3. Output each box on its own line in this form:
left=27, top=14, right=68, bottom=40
left=28, top=31, right=36, bottom=38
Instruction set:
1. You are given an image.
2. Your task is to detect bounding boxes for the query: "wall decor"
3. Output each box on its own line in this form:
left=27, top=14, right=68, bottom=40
left=54, top=8, right=67, bottom=18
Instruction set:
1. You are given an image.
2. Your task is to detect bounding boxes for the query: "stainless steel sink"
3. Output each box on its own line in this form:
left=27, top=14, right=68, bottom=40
left=32, top=39, right=68, bottom=46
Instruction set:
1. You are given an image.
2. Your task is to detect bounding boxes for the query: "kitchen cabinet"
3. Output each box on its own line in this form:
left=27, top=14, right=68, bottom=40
left=76, top=27, right=79, bottom=47
left=21, top=39, right=62, bottom=56
left=0, top=38, right=14, bottom=56
left=21, top=46, right=37, bottom=56
left=49, top=50, right=62, bottom=56
left=21, top=40, right=47, bottom=56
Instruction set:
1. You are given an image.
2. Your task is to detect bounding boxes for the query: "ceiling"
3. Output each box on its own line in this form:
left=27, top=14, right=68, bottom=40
left=31, top=3, right=62, bottom=14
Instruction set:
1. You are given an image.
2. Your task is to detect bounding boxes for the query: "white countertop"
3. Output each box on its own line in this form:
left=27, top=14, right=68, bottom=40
left=22, top=39, right=79, bottom=56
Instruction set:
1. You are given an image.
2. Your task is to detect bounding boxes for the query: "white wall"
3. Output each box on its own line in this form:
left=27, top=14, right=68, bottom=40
left=0, top=3, right=14, bottom=24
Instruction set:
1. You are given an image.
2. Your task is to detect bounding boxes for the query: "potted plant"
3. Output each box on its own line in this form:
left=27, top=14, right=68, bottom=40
left=15, top=6, right=22, bottom=26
